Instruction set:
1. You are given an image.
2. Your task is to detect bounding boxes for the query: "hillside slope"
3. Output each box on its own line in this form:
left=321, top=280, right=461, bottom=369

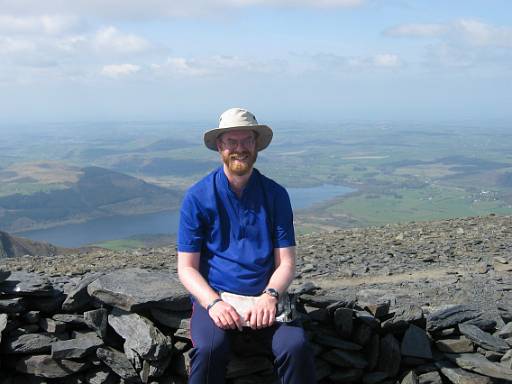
left=0, top=166, right=182, bottom=232
left=0, top=230, right=65, bottom=258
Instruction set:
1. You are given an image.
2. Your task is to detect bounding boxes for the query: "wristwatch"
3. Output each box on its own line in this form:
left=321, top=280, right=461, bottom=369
left=263, top=288, right=279, bottom=300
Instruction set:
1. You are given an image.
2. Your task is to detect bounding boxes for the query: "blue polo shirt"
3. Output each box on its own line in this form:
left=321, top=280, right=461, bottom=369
left=177, top=167, right=295, bottom=296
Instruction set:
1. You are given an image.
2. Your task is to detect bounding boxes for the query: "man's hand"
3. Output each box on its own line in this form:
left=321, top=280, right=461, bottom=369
left=208, top=300, right=243, bottom=331
left=245, top=294, right=278, bottom=330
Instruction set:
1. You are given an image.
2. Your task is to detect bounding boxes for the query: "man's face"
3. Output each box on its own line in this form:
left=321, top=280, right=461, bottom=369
left=217, top=130, right=258, bottom=176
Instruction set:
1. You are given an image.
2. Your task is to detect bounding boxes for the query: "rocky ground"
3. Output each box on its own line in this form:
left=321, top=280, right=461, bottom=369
left=2, top=214, right=512, bottom=383
left=1, top=214, right=511, bottom=318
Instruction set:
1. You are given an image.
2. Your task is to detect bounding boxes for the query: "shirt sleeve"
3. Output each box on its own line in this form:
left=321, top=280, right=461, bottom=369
left=273, top=186, right=296, bottom=248
left=177, top=191, right=205, bottom=252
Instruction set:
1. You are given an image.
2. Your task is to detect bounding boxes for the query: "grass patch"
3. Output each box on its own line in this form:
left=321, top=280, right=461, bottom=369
left=92, top=239, right=145, bottom=251
left=329, top=186, right=512, bottom=226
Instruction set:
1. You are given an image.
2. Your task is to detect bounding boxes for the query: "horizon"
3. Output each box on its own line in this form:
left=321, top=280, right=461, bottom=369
left=1, top=0, right=511, bottom=124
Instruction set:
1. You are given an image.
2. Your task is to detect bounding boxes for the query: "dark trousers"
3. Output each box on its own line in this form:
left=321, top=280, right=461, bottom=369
left=189, top=303, right=316, bottom=384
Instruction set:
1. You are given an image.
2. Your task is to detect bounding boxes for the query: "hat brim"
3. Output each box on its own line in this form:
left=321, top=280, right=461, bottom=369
left=204, top=125, right=273, bottom=152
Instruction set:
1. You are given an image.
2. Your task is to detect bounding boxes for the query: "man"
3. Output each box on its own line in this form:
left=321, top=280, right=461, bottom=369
left=177, top=108, right=316, bottom=383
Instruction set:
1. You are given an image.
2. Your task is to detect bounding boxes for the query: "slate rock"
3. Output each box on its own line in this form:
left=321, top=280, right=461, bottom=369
left=378, top=333, right=401, bottom=377
left=501, top=350, right=512, bottom=368
left=353, top=323, right=373, bottom=346
left=23, top=293, right=65, bottom=314
left=0, top=298, right=25, bottom=313
left=363, top=301, right=390, bottom=319
left=0, top=271, right=54, bottom=296
left=51, top=333, right=104, bottom=358
left=0, top=313, right=8, bottom=343
left=84, top=367, right=116, bottom=384
left=329, top=368, right=364, bottom=383
left=362, top=371, right=388, bottom=384
left=321, top=348, right=368, bottom=369
left=427, top=305, right=481, bottom=332
left=435, top=337, right=474, bottom=353
left=314, top=333, right=362, bottom=351
left=52, top=314, right=87, bottom=327
left=418, top=371, right=442, bottom=384
left=458, top=323, right=509, bottom=353
left=401, top=324, right=433, bottom=360
left=150, top=308, right=191, bottom=329
left=445, top=353, right=512, bottom=380
left=61, top=273, right=101, bottom=312
left=334, top=307, right=353, bottom=338
left=15, top=355, right=89, bottom=378
left=401, top=370, right=419, bottom=384
left=87, top=268, right=190, bottom=311
left=498, top=306, right=512, bottom=323
left=2, top=333, right=57, bottom=354
left=314, top=358, right=333, bottom=381
left=39, top=318, right=66, bottom=333
left=0, top=268, right=11, bottom=283
left=143, top=354, right=172, bottom=379
left=435, top=360, right=491, bottom=384
left=497, top=321, right=512, bottom=339
left=23, top=311, right=41, bottom=324
left=382, top=304, right=424, bottom=333
left=462, top=317, right=496, bottom=332
left=96, top=347, right=142, bottom=383
left=108, top=307, right=171, bottom=361
left=300, top=294, right=354, bottom=309
left=364, top=333, right=380, bottom=371
left=84, top=308, right=108, bottom=338
left=355, top=310, right=381, bottom=330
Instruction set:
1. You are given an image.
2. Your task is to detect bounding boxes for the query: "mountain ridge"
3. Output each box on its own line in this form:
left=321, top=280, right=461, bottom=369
left=0, top=166, right=182, bottom=233
left=0, top=230, right=67, bottom=258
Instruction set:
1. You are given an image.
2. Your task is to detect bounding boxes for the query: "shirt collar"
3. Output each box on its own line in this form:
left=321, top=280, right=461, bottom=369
left=217, top=166, right=259, bottom=198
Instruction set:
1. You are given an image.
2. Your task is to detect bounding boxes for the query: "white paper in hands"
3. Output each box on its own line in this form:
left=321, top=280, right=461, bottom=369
left=219, top=291, right=295, bottom=327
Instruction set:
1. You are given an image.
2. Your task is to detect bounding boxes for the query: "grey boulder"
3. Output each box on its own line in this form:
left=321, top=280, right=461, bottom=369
left=15, top=355, right=89, bottom=378
left=51, top=333, right=104, bottom=358
left=87, top=268, right=190, bottom=311
left=458, top=323, right=510, bottom=353
left=108, top=307, right=171, bottom=361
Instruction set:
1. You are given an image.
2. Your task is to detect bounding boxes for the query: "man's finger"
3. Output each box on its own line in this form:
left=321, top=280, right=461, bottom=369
left=261, top=311, right=269, bottom=328
left=256, top=310, right=264, bottom=329
left=250, top=310, right=258, bottom=329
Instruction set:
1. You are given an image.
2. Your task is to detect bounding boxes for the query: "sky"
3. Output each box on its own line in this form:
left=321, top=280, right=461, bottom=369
left=0, top=0, right=511, bottom=123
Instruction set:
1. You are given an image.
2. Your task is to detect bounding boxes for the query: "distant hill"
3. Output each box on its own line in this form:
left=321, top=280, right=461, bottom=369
left=0, top=166, right=182, bottom=232
left=0, top=230, right=65, bottom=258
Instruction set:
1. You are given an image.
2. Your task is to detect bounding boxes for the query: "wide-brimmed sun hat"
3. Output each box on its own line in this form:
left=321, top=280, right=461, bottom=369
left=204, top=108, right=273, bottom=151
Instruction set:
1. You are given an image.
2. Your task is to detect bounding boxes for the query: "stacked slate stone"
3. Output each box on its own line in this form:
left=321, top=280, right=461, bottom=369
left=1, top=267, right=512, bottom=384
left=298, top=292, right=512, bottom=384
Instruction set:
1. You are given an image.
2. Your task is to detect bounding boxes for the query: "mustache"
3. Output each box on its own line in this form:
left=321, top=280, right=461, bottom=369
left=229, top=151, right=251, bottom=159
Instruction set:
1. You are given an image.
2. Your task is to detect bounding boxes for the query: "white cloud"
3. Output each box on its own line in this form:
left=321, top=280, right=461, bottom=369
left=101, top=63, right=140, bottom=78
left=453, top=19, right=512, bottom=48
left=310, top=52, right=402, bottom=71
left=385, top=23, right=447, bottom=38
left=152, top=55, right=282, bottom=76
left=0, top=0, right=365, bottom=20
left=0, top=36, right=35, bottom=53
left=225, top=0, right=364, bottom=7
left=93, top=26, right=150, bottom=53
left=373, top=53, right=400, bottom=67
left=386, top=19, right=512, bottom=48
left=0, top=14, right=79, bottom=35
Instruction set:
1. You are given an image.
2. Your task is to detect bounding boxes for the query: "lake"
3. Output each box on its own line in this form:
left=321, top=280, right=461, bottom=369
left=18, top=184, right=355, bottom=247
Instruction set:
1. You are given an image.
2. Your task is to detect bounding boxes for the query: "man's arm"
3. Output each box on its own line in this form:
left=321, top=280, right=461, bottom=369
left=245, top=246, right=296, bottom=329
left=177, top=251, right=242, bottom=330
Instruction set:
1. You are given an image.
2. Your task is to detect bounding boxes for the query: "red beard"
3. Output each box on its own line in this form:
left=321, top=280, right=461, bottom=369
left=222, top=150, right=258, bottom=176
